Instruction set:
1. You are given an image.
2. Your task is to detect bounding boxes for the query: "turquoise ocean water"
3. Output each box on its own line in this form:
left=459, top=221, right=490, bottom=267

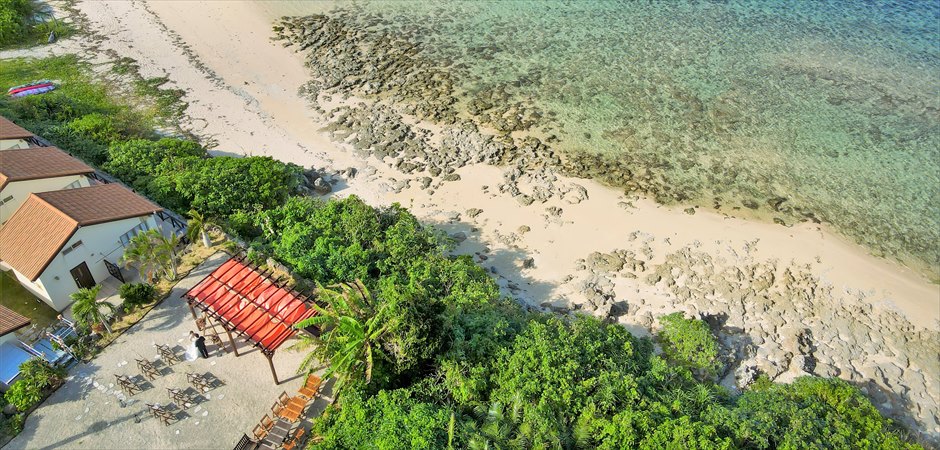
left=261, top=1, right=940, bottom=273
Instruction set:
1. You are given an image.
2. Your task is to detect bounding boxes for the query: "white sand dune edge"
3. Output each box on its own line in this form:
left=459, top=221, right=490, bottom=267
left=19, top=0, right=937, bottom=436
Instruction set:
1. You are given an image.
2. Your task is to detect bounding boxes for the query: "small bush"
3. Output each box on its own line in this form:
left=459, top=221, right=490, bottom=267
left=0, top=0, right=32, bottom=47
left=1, top=413, right=25, bottom=436
left=65, top=112, right=121, bottom=144
left=63, top=334, right=96, bottom=360
left=4, top=359, right=63, bottom=412
left=119, top=282, right=155, bottom=312
left=658, top=312, right=723, bottom=379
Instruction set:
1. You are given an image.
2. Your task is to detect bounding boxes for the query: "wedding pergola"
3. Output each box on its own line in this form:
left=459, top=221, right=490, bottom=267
left=183, top=254, right=316, bottom=384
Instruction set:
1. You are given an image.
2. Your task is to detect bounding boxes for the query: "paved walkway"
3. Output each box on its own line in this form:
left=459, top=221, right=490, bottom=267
left=6, top=252, right=332, bottom=450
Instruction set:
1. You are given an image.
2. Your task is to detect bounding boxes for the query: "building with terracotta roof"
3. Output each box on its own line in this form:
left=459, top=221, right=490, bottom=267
left=0, top=116, right=37, bottom=150
left=0, top=305, right=31, bottom=345
left=0, top=184, right=163, bottom=310
left=0, top=146, right=97, bottom=224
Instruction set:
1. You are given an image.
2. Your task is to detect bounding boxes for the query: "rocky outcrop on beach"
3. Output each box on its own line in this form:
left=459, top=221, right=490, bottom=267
left=561, top=240, right=940, bottom=441
left=273, top=11, right=940, bottom=278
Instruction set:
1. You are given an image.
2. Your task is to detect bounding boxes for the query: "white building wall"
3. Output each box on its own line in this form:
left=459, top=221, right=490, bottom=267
left=0, top=139, right=31, bottom=150
left=0, top=175, right=93, bottom=224
left=4, top=267, right=51, bottom=305
left=34, top=214, right=160, bottom=311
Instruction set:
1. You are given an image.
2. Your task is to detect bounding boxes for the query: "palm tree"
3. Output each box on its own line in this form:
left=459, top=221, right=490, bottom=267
left=186, top=209, right=215, bottom=248
left=70, top=285, right=114, bottom=334
left=157, top=233, right=181, bottom=280
left=293, top=280, right=393, bottom=391
left=120, top=229, right=163, bottom=283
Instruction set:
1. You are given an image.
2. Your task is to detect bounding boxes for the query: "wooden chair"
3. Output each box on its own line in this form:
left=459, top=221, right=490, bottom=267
left=186, top=372, right=211, bottom=392
left=156, top=344, right=180, bottom=365
left=278, top=391, right=291, bottom=407
left=282, top=427, right=306, bottom=450
left=252, top=424, right=268, bottom=441
left=116, top=374, right=141, bottom=395
left=298, top=374, right=322, bottom=400
left=146, top=403, right=173, bottom=426
left=260, top=414, right=275, bottom=431
left=136, top=359, right=158, bottom=381
left=168, top=388, right=191, bottom=406
left=271, top=401, right=285, bottom=420
left=196, top=317, right=207, bottom=331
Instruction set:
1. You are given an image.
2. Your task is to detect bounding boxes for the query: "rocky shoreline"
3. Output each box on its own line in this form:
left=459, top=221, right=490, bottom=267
left=273, top=13, right=939, bottom=443
left=273, top=13, right=939, bottom=277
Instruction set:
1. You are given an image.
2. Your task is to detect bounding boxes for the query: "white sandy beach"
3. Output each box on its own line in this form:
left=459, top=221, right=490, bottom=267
left=7, top=0, right=938, bottom=438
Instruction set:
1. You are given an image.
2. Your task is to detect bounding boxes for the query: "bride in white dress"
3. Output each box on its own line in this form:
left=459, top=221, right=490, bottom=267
left=184, top=331, right=199, bottom=361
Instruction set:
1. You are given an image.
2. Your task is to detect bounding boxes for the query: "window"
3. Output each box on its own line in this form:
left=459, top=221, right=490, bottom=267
left=61, top=240, right=83, bottom=256
left=119, top=221, right=150, bottom=247
left=0, top=195, right=13, bottom=206
left=63, top=180, right=83, bottom=190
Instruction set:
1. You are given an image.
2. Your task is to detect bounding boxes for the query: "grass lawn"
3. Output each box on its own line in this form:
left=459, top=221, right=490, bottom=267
left=0, top=271, right=59, bottom=329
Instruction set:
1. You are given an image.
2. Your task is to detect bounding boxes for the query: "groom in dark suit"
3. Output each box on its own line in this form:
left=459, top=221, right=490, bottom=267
left=193, top=332, right=209, bottom=358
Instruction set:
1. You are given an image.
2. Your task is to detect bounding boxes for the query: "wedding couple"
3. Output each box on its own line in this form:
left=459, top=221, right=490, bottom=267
left=187, top=331, right=210, bottom=360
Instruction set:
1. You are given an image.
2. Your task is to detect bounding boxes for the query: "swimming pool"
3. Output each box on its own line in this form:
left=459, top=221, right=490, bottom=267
left=0, top=341, right=35, bottom=386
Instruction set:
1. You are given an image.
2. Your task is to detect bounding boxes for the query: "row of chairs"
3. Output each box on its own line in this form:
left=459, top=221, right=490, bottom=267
left=249, top=374, right=322, bottom=448
left=155, top=344, right=181, bottom=365
left=146, top=403, right=174, bottom=426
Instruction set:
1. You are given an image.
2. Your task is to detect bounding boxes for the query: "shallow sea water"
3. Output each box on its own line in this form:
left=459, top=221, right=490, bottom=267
left=260, top=1, right=940, bottom=271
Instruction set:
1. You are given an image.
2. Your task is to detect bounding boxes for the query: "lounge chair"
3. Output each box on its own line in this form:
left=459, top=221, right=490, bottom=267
left=298, top=374, right=321, bottom=400
left=233, top=433, right=257, bottom=450
left=282, top=427, right=306, bottom=450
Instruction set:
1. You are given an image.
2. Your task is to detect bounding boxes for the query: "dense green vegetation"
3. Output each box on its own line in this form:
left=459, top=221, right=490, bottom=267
left=0, top=0, right=32, bottom=46
left=3, top=360, right=64, bottom=412
left=658, top=312, right=724, bottom=381
left=118, top=282, right=155, bottom=313
left=0, top=0, right=70, bottom=48
left=0, top=54, right=921, bottom=448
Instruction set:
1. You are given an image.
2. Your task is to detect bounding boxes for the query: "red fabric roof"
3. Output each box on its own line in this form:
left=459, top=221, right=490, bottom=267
left=184, top=257, right=315, bottom=353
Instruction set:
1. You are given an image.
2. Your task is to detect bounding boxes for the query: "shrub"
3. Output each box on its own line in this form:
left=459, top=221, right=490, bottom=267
left=658, top=312, right=723, bottom=380
left=0, top=0, right=32, bottom=47
left=119, top=282, right=156, bottom=312
left=104, top=138, right=205, bottom=182
left=1, top=413, right=25, bottom=436
left=65, top=112, right=121, bottom=144
left=4, top=359, right=63, bottom=411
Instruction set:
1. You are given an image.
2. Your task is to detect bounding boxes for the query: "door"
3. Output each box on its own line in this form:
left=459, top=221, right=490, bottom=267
left=70, top=262, right=96, bottom=289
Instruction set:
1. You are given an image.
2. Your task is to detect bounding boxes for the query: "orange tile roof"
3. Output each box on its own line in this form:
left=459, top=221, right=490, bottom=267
left=0, top=147, right=95, bottom=190
left=0, top=116, right=33, bottom=140
left=0, top=184, right=162, bottom=280
left=0, top=304, right=31, bottom=337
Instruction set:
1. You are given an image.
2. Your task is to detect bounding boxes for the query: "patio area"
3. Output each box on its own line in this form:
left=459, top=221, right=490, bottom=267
left=5, top=252, right=332, bottom=450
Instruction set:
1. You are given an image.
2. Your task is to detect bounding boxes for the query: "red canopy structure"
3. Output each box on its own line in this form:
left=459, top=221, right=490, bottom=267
left=183, top=255, right=316, bottom=383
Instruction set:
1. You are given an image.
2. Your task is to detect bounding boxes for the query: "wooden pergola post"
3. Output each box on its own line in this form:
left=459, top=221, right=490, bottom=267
left=187, top=302, right=198, bottom=320
left=225, top=327, right=240, bottom=356
left=265, top=352, right=279, bottom=384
